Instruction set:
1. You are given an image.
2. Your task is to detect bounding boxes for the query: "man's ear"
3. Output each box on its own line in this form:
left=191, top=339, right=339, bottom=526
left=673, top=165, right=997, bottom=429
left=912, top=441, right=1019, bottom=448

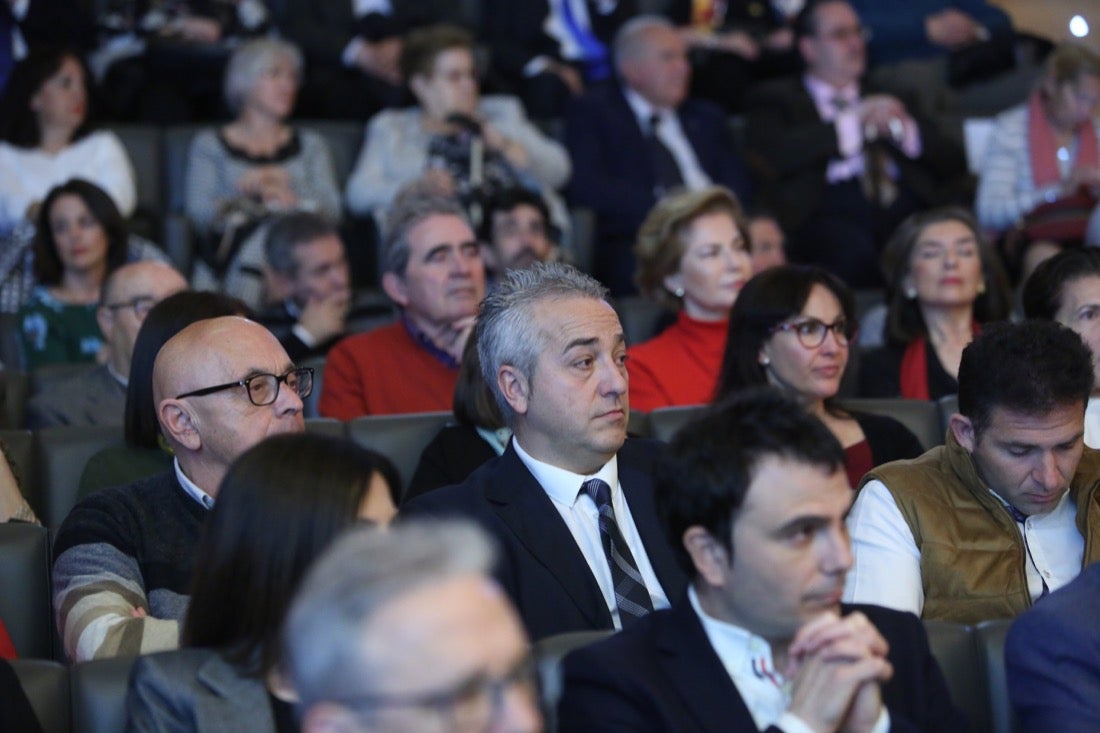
left=158, top=399, right=202, bottom=452
left=949, top=413, right=976, bottom=452
left=95, top=305, right=114, bottom=341
left=497, top=364, right=529, bottom=416
left=381, top=272, right=410, bottom=308
left=683, top=526, right=730, bottom=587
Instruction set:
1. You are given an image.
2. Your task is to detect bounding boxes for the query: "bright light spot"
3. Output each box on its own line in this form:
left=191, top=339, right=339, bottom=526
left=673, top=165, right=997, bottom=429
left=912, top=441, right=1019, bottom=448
left=1069, top=15, right=1089, bottom=38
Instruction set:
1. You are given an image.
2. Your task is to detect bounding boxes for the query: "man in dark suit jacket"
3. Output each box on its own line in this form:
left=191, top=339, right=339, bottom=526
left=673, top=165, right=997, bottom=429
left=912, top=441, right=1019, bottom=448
left=745, top=0, right=966, bottom=288
left=1006, top=561, right=1100, bottom=732
left=559, top=388, right=968, bottom=732
left=402, top=263, right=687, bottom=641
left=565, top=15, right=752, bottom=295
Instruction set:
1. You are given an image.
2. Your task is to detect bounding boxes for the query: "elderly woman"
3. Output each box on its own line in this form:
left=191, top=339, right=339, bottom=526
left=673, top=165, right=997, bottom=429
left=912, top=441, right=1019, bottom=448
left=345, top=24, right=570, bottom=222
left=977, top=43, right=1100, bottom=275
left=1023, top=248, right=1100, bottom=448
left=860, top=207, right=1011, bottom=400
left=627, top=186, right=752, bottom=412
left=716, top=265, right=922, bottom=487
left=185, top=37, right=340, bottom=306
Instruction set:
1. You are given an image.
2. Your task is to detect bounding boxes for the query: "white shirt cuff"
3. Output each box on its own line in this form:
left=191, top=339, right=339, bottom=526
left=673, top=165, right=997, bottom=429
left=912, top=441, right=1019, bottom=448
left=523, top=55, right=554, bottom=78
left=835, top=109, right=863, bottom=158
left=292, top=323, right=318, bottom=348
left=343, top=36, right=366, bottom=67
left=776, top=713, right=817, bottom=733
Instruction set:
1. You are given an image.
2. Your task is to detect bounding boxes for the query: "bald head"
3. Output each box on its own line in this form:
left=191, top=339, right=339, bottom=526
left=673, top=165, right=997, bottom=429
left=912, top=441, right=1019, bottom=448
left=97, top=261, right=187, bottom=379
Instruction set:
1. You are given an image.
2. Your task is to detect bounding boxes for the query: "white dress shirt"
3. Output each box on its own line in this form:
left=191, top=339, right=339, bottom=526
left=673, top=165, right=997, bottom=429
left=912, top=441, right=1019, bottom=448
left=173, top=458, right=215, bottom=510
left=690, top=587, right=889, bottom=733
left=623, top=87, right=712, bottom=191
left=513, top=438, right=669, bottom=628
left=1085, top=396, right=1100, bottom=450
left=844, top=480, right=1085, bottom=614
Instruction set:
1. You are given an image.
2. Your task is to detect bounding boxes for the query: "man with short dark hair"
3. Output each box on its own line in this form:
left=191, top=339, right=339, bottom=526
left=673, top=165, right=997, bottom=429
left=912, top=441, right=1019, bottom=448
left=846, top=320, right=1100, bottom=622
left=479, top=188, right=559, bottom=284
left=559, top=388, right=966, bottom=732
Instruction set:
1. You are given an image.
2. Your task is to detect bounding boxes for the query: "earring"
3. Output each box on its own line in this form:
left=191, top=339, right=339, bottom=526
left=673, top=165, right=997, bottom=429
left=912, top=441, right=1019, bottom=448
left=904, top=286, right=917, bottom=299
left=977, top=281, right=987, bottom=295
left=760, top=356, right=771, bottom=366
left=674, top=287, right=685, bottom=298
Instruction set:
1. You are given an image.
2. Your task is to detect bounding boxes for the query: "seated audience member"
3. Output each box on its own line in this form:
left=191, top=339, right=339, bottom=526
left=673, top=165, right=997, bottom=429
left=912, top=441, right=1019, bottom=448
left=0, top=658, right=43, bottom=733
left=0, top=0, right=94, bottom=95
left=320, top=191, right=485, bottom=419
left=716, top=265, right=922, bottom=487
left=402, top=263, right=686, bottom=640
left=0, top=442, right=35, bottom=524
left=18, top=179, right=166, bottom=368
left=745, top=0, right=966, bottom=288
left=976, top=43, right=1100, bottom=278
left=846, top=320, right=1100, bottom=623
left=480, top=187, right=561, bottom=287
left=407, top=323, right=508, bottom=501
left=559, top=387, right=967, bottom=732
left=283, top=520, right=542, bottom=733
left=26, top=261, right=187, bottom=428
left=747, top=209, right=788, bottom=273
left=1006, top=560, right=1100, bottom=733
left=480, top=0, right=636, bottom=119
left=344, top=24, right=569, bottom=225
left=53, top=316, right=307, bottom=662
left=627, top=186, right=752, bottom=412
left=126, top=432, right=399, bottom=732
left=565, top=15, right=753, bottom=295
left=257, top=212, right=353, bottom=362
left=78, top=292, right=250, bottom=493
left=1023, top=249, right=1100, bottom=449
left=186, top=38, right=341, bottom=308
left=859, top=207, right=1011, bottom=400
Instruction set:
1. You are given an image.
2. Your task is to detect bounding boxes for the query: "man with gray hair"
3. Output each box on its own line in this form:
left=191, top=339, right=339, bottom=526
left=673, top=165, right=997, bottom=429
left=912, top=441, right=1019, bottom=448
left=402, top=262, right=686, bottom=640
left=284, top=520, right=543, bottom=733
left=320, top=188, right=486, bottom=419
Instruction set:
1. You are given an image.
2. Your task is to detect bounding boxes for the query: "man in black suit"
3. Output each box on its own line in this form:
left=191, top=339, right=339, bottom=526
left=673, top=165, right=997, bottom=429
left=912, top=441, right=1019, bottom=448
left=745, top=0, right=966, bottom=288
left=401, top=262, right=686, bottom=641
left=559, top=388, right=968, bottom=733
left=565, top=15, right=752, bottom=295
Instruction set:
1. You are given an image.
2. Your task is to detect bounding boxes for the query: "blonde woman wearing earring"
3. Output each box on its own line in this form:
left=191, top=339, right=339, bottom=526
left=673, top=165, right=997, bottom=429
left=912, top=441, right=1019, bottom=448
left=860, top=207, right=1012, bottom=400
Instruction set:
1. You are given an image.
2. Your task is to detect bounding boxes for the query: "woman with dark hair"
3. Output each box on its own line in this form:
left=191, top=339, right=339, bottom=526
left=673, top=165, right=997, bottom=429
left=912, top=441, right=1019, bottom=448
left=859, top=207, right=1012, bottom=400
left=126, top=432, right=400, bottom=732
left=78, top=291, right=250, bottom=494
left=716, top=264, right=922, bottom=487
left=407, top=322, right=509, bottom=501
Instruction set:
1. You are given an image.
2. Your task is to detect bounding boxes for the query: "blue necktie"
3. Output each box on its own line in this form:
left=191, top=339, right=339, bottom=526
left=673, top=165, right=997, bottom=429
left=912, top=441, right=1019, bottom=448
left=558, top=0, right=610, bottom=82
left=582, top=478, right=654, bottom=625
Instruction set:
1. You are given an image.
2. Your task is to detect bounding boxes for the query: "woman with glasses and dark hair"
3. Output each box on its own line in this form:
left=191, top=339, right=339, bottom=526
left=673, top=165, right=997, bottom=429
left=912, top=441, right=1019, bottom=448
left=127, top=432, right=400, bottom=733
left=859, top=206, right=1011, bottom=400
left=715, top=264, right=922, bottom=487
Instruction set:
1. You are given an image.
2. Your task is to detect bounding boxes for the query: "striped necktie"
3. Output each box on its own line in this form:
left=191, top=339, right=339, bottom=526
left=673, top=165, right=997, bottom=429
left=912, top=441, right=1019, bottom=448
left=582, top=478, right=654, bottom=624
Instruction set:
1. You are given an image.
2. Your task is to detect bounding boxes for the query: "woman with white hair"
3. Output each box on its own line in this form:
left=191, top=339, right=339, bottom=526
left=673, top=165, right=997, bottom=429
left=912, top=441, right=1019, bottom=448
left=184, top=37, right=341, bottom=305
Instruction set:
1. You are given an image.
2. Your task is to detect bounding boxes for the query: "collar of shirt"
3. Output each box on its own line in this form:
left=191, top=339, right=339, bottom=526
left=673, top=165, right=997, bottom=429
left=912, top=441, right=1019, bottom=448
left=803, top=74, right=859, bottom=121
left=173, top=458, right=215, bottom=510
left=353, top=0, right=392, bottom=16
left=105, top=363, right=128, bottom=389
left=400, top=313, right=460, bottom=370
left=623, top=86, right=669, bottom=132
left=513, top=437, right=619, bottom=506
left=1087, top=397, right=1100, bottom=449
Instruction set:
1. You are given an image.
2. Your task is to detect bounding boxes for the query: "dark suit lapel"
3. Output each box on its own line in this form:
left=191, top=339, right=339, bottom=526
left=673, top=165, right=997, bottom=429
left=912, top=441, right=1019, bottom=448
left=656, top=599, right=760, bottom=733
left=484, top=447, right=612, bottom=628
left=620, top=458, right=687, bottom=600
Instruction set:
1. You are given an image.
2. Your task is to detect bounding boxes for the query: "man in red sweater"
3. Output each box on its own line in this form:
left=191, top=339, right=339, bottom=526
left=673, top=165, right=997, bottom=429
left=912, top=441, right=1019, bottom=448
left=320, top=192, right=486, bottom=418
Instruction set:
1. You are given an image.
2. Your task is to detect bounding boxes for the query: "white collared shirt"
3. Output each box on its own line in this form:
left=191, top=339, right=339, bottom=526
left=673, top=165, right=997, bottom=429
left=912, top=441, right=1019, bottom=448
left=689, top=586, right=889, bottom=733
left=622, top=87, right=712, bottom=191
left=1085, top=396, right=1100, bottom=449
left=513, top=438, right=669, bottom=628
left=173, top=458, right=215, bottom=511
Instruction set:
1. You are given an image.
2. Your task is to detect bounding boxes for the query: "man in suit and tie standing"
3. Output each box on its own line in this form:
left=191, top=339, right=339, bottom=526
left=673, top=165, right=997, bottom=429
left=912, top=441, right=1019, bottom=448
left=559, top=388, right=967, bottom=732
left=401, top=262, right=686, bottom=640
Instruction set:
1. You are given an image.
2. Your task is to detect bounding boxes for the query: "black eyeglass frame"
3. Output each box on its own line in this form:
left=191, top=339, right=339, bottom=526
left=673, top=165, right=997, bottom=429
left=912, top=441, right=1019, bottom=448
left=769, top=317, right=856, bottom=349
left=101, top=295, right=158, bottom=319
left=175, top=367, right=314, bottom=406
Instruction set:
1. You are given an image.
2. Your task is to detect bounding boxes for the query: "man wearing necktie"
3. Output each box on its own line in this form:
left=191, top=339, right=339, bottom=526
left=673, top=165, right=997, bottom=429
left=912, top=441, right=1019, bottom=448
left=846, top=320, right=1100, bottom=624
left=401, top=262, right=687, bottom=641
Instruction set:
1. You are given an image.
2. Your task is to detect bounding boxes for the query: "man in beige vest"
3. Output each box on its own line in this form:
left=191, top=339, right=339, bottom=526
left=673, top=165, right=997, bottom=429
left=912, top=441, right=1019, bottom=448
left=844, top=320, right=1100, bottom=623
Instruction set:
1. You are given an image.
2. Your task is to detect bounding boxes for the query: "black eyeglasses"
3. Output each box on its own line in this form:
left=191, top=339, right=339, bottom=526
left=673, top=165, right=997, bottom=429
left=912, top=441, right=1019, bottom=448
left=770, top=318, right=855, bottom=348
left=175, top=368, right=313, bottom=406
left=102, top=296, right=157, bottom=320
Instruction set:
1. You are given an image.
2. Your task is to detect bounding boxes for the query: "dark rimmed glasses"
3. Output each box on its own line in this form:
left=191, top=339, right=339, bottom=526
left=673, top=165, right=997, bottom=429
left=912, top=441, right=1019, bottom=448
left=102, top=295, right=157, bottom=320
left=175, top=367, right=314, bottom=406
left=770, top=318, right=855, bottom=349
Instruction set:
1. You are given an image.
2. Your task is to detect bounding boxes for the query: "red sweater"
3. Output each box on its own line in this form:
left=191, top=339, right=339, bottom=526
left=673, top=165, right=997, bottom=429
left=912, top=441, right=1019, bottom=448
left=626, top=312, right=728, bottom=413
left=319, top=322, right=458, bottom=419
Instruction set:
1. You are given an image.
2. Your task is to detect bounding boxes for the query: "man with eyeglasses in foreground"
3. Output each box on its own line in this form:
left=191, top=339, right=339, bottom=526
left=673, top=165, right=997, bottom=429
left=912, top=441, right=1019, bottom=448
left=53, top=316, right=309, bottom=661
left=845, top=320, right=1100, bottom=623
left=285, top=519, right=542, bottom=733
left=25, top=260, right=187, bottom=428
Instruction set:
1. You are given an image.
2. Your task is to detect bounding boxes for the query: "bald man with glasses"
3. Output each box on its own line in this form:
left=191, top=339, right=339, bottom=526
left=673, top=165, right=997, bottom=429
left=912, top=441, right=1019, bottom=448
left=53, top=316, right=308, bottom=662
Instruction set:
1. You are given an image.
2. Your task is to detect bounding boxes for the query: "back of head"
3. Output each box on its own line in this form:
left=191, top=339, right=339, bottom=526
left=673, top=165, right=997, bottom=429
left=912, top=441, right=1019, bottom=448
left=1022, top=247, right=1100, bottom=320
left=264, top=211, right=339, bottom=278
left=183, top=432, right=400, bottom=677
left=382, top=185, right=469, bottom=277
left=656, top=387, right=845, bottom=576
left=453, top=321, right=505, bottom=430
left=477, top=262, right=609, bottom=423
left=958, top=320, right=1094, bottom=435
left=283, top=520, right=496, bottom=713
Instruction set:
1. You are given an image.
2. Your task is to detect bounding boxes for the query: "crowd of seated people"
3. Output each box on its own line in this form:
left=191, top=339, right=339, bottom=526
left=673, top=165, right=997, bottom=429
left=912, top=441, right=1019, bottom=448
left=6, top=1, right=1100, bottom=732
